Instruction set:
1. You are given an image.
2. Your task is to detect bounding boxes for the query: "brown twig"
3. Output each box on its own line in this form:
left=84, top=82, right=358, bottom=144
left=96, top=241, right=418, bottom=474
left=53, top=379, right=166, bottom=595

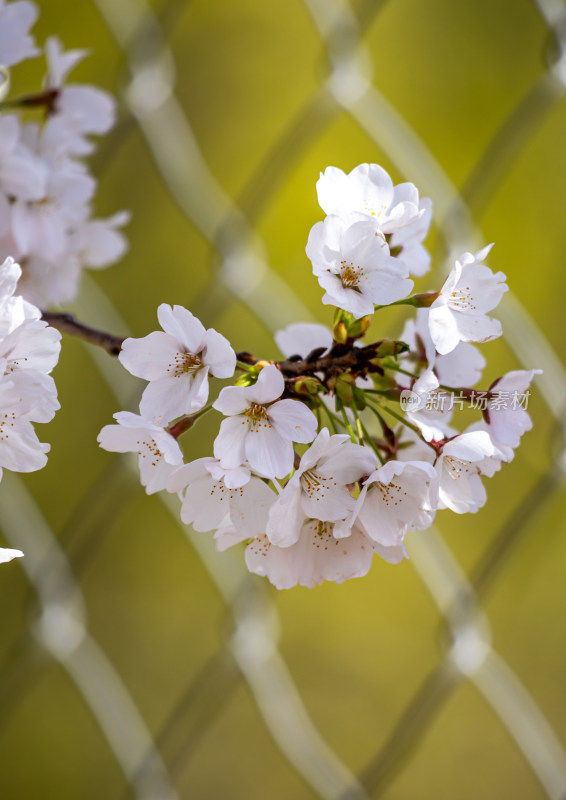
left=41, top=311, right=125, bottom=356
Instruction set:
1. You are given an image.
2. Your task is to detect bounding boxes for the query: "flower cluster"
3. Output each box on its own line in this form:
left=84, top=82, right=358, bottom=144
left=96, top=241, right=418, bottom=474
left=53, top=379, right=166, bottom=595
left=0, top=0, right=128, bottom=307
left=98, top=162, right=540, bottom=590
left=0, top=256, right=61, bottom=482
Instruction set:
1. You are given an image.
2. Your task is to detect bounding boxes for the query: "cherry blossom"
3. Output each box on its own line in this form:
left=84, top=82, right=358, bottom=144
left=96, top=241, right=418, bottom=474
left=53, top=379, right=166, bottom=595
left=246, top=520, right=377, bottom=590
left=428, top=245, right=508, bottom=355
left=0, top=547, right=23, bottom=563
left=98, top=411, right=183, bottom=494
left=44, top=37, right=116, bottom=153
left=213, top=364, right=317, bottom=479
left=0, top=371, right=51, bottom=480
left=316, top=164, right=426, bottom=239
left=400, top=308, right=486, bottom=387
left=0, top=0, right=38, bottom=68
left=486, top=369, right=542, bottom=454
left=306, top=215, right=414, bottom=317
left=167, top=456, right=276, bottom=536
left=266, top=428, right=377, bottom=546
left=119, top=304, right=236, bottom=425
left=352, top=460, right=437, bottom=547
left=434, top=430, right=498, bottom=514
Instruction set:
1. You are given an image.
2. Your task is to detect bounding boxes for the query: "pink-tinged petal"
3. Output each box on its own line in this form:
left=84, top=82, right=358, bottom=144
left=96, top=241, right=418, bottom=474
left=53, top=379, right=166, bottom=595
left=213, top=385, right=248, bottom=416
left=269, top=399, right=317, bottom=444
left=119, top=331, right=181, bottom=381
left=245, top=425, right=293, bottom=478
left=157, top=304, right=206, bottom=352
left=248, top=364, right=284, bottom=405
left=0, top=547, right=23, bottom=563
left=203, top=328, right=236, bottom=378
left=213, top=415, right=248, bottom=468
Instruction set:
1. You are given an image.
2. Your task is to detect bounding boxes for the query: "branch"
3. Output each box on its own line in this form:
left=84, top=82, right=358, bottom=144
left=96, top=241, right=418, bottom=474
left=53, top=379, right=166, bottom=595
left=41, top=311, right=125, bottom=356
left=41, top=310, right=402, bottom=388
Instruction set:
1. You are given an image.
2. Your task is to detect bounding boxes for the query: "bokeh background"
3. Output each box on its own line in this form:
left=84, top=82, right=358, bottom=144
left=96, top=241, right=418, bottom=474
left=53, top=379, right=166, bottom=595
left=1, top=0, right=566, bottom=798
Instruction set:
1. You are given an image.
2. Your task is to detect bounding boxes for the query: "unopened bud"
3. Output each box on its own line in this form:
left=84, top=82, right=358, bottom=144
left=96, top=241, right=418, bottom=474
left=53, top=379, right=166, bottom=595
left=295, top=376, right=323, bottom=395
left=333, top=321, right=348, bottom=345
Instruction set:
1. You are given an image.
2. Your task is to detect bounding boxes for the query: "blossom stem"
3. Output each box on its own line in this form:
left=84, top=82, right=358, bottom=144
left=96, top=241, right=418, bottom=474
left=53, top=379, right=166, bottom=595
left=339, top=407, right=358, bottom=444
left=374, top=291, right=441, bottom=311
left=359, top=418, right=385, bottom=465
left=167, top=404, right=213, bottom=439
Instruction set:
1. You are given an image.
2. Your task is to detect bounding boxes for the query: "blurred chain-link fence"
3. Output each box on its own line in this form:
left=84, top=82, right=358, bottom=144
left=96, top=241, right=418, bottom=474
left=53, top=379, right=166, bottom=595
left=2, top=0, right=566, bottom=798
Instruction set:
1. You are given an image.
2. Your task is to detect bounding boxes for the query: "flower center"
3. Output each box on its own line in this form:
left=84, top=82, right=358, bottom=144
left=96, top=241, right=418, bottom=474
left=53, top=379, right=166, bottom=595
left=0, top=411, right=15, bottom=441
left=374, top=480, right=407, bottom=507
left=300, top=469, right=337, bottom=501
left=136, top=437, right=163, bottom=467
left=244, top=403, right=271, bottom=431
left=340, top=260, right=364, bottom=288
left=444, top=456, right=471, bottom=481
left=448, top=287, right=475, bottom=312
left=170, top=351, right=202, bottom=378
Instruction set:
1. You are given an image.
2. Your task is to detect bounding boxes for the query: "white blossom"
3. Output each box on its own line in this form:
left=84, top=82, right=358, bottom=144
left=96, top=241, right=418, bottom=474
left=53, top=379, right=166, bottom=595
left=428, top=245, right=508, bottom=355
left=119, top=304, right=236, bottom=425
left=486, top=369, right=542, bottom=454
left=44, top=37, right=116, bottom=154
left=266, top=428, right=377, bottom=546
left=246, top=519, right=377, bottom=589
left=167, top=456, right=276, bottom=536
left=352, top=460, right=437, bottom=547
left=213, top=364, right=317, bottom=479
left=0, top=371, right=51, bottom=480
left=435, top=430, right=498, bottom=514
left=0, top=0, right=38, bottom=68
left=316, top=164, right=426, bottom=238
left=98, top=411, right=183, bottom=494
left=306, top=215, right=413, bottom=317
left=0, top=547, right=23, bottom=563
left=400, top=308, right=486, bottom=387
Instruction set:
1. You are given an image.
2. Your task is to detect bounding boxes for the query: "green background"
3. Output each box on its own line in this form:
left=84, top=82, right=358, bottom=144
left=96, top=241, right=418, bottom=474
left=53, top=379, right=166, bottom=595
left=1, top=0, right=566, bottom=798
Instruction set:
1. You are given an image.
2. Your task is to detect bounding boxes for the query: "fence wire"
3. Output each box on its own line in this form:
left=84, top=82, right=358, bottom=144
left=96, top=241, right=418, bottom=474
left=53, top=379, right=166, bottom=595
left=2, top=0, right=566, bottom=798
